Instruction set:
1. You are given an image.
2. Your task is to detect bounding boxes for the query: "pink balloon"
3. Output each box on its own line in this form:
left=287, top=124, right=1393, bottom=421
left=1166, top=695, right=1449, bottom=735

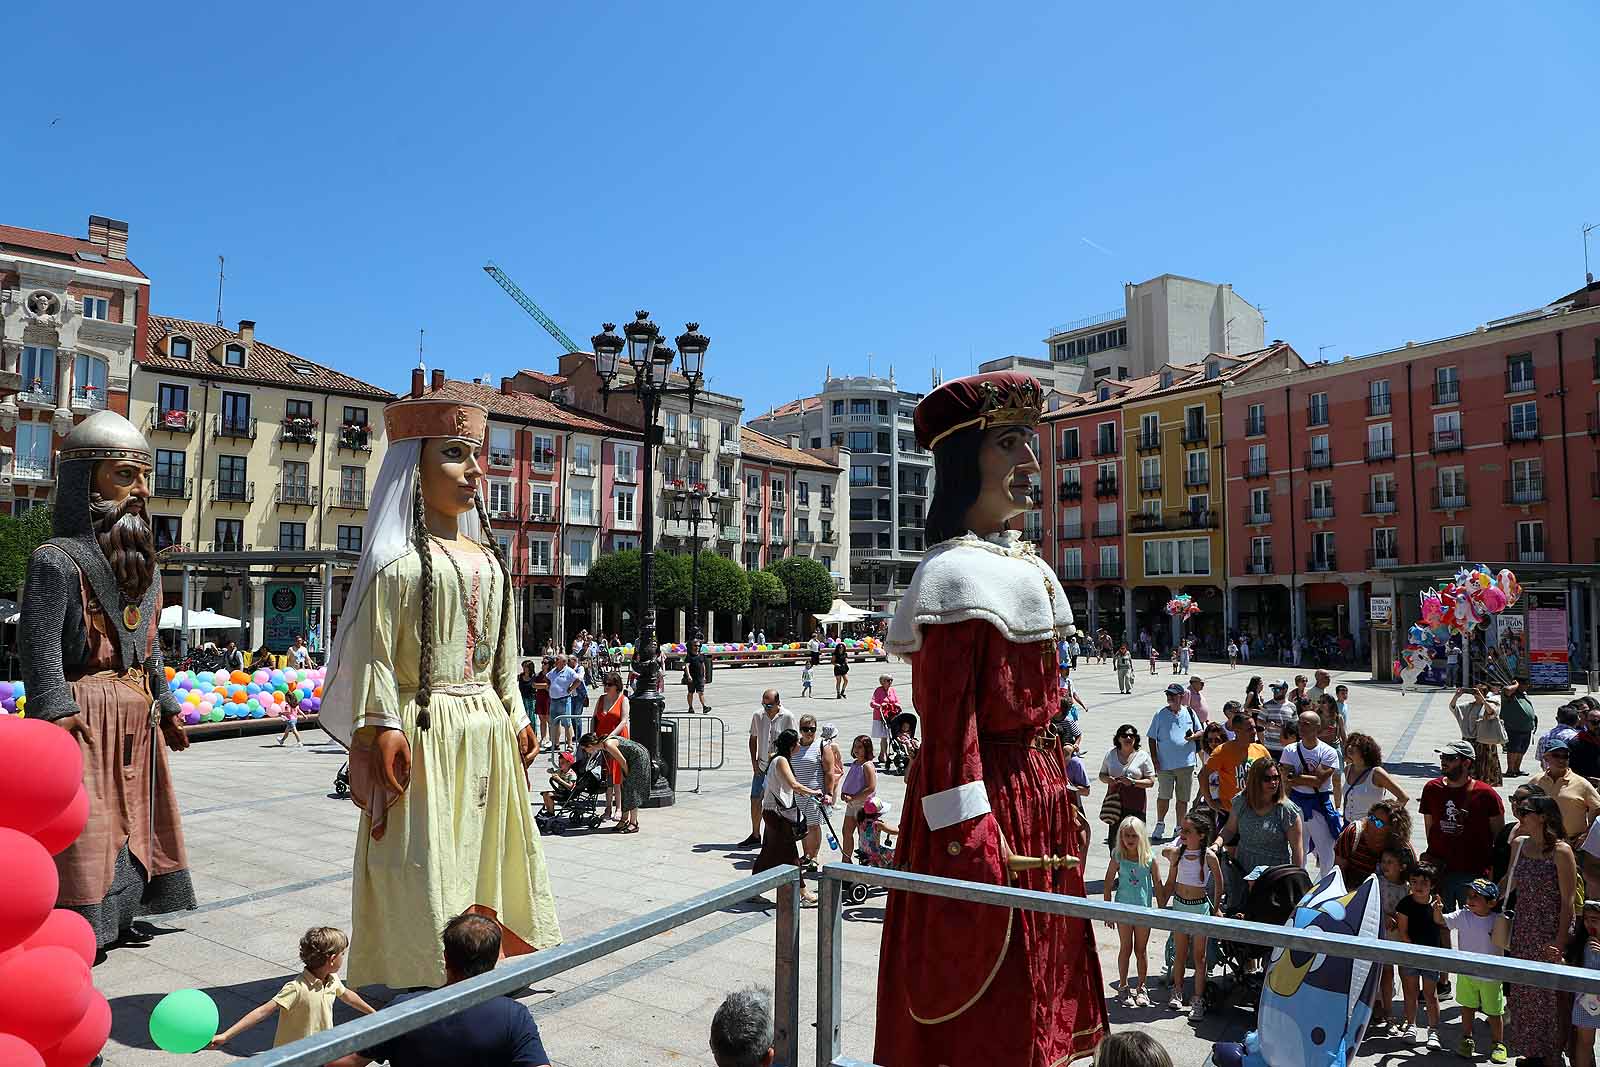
left=0, top=718, right=83, bottom=837
left=20, top=911, right=95, bottom=970
left=0, top=1033, right=44, bottom=1067
left=39, top=990, right=110, bottom=1067
left=0, top=829, right=57, bottom=951
left=32, top=786, right=89, bottom=857
left=0, top=947, right=92, bottom=1048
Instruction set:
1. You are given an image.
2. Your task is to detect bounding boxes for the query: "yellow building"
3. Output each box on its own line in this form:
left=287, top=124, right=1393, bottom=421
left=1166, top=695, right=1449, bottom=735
left=130, top=315, right=395, bottom=650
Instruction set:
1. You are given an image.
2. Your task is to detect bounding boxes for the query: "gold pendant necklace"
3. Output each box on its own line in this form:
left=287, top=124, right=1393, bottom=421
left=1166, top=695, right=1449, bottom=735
left=432, top=537, right=495, bottom=672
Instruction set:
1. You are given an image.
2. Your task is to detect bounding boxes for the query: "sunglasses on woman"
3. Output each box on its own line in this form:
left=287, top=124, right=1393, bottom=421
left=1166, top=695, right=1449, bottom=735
left=1369, top=816, right=1387, bottom=829
left=1117, top=732, right=1138, bottom=741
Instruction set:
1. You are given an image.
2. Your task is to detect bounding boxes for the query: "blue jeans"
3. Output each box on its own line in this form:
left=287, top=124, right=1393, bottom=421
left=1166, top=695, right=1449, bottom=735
left=550, top=695, right=577, bottom=735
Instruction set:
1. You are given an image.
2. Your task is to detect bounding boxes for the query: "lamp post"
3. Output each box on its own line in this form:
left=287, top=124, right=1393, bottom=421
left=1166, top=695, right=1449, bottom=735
left=672, top=489, right=709, bottom=642
left=592, top=312, right=709, bottom=808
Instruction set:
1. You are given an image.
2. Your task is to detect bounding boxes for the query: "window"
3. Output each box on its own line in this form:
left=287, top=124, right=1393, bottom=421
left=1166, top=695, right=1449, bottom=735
left=1368, top=378, right=1391, bottom=415
left=848, top=431, right=874, bottom=451
left=717, top=462, right=733, bottom=492
left=877, top=399, right=889, bottom=416
left=1366, top=422, right=1394, bottom=457
left=1370, top=473, right=1397, bottom=514
left=529, top=538, right=552, bottom=574
left=569, top=538, right=592, bottom=569
left=850, top=498, right=875, bottom=521
left=1311, top=480, right=1333, bottom=518
left=1140, top=413, right=1158, bottom=441
left=1185, top=449, right=1209, bottom=484
left=796, top=481, right=809, bottom=505
left=488, top=479, right=513, bottom=516
left=79, top=295, right=109, bottom=320
left=340, top=465, right=365, bottom=506
left=154, top=516, right=182, bottom=551
left=821, top=485, right=833, bottom=508
left=1097, top=422, right=1116, bottom=454
left=875, top=431, right=890, bottom=454
left=21, top=345, right=55, bottom=399
left=1516, top=520, right=1545, bottom=562
left=337, top=525, right=362, bottom=553
left=1372, top=527, right=1398, bottom=565
left=218, top=455, right=248, bottom=499
left=770, top=515, right=785, bottom=541
left=1250, top=536, right=1271, bottom=570
left=1060, top=547, right=1083, bottom=578
left=850, top=465, right=874, bottom=486
left=689, top=415, right=704, bottom=446
left=663, top=455, right=679, bottom=481
left=284, top=398, right=314, bottom=421
left=747, top=472, right=761, bottom=497
left=1142, top=537, right=1210, bottom=576
left=221, top=391, right=251, bottom=433
left=1183, top=405, right=1206, bottom=440
left=489, top=426, right=514, bottom=468
left=1435, top=365, right=1460, bottom=403
left=1247, top=442, right=1268, bottom=476
left=1433, top=411, right=1462, bottom=449
left=1187, top=494, right=1209, bottom=516
left=746, top=512, right=761, bottom=536
left=279, top=522, right=306, bottom=551
left=615, top=489, right=635, bottom=524
left=1441, top=525, right=1466, bottom=562
left=530, top=485, right=554, bottom=520
left=1204, top=362, right=1220, bottom=380
left=771, top=477, right=786, bottom=507
left=1511, top=458, right=1542, bottom=503
left=1309, top=432, right=1330, bottom=466
left=1160, top=371, right=1174, bottom=388
left=532, top=434, right=555, bottom=470
left=616, top=446, right=638, bottom=481
left=1438, top=466, right=1467, bottom=508
left=572, top=441, right=593, bottom=473
left=158, top=382, right=190, bottom=417
left=1509, top=400, right=1538, bottom=440
left=14, top=424, right=50, bottom=478
left=1246, top=403, right=1266, bottom=436
left=155, top=449, right=187, bottom=496
left=821, top=518, right=834, bottom=540
left=170, top=337, right=192, bottom=360
left=664, top=411, right=681, bottom=440
left=831, top=400, right=844, bottom=416
left=1099, top=544, right=1119, bottom=571
left=571, top=488, right=594, bottom=523
left=687, top=458, right=704, bottom=484
left=343, top=406, right=369, bottom=426
left=1060, top=427, right=1080, bottom=458
left=811, top=437, right=822, bottom=449
left=1311, top=531, right=1335, bottom=567
left=215, top=518, right=244, bottom=550
left=1507, top=352, right=1535, bottom=393
left=72, top=354, right=108, bottom=407
left=1249, top=487, right=1271, bottom=521
left=1308, top=392, right=1329, bottom=425
left=1138, top=457, right=1158, bottom=488
left=282, top=460, right=310, bottom=504
left=849, top=399, right=872, bottom=415
left=224, top=344, right=246, bottom=367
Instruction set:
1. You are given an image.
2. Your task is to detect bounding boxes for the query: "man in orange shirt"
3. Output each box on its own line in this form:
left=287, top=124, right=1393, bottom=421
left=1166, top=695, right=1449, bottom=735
left=1201, top=701, right=1271, bottom=811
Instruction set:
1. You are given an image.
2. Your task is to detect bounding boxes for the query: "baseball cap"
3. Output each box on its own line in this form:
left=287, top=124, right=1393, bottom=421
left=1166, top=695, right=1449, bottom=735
left=1545, top=736, right=1571, bottom=753
left=1436, top=740, right=1476, bottom=759
left=1165, top=683, right=1186, bottom=696
left=1270, top=679, right=1288, bottom=690
left=1468, top=879, right=1500, bottom=902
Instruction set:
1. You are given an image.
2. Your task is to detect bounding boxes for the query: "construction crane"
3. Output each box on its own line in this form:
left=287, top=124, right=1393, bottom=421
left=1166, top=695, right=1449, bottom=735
left=483, top=262, right=581, bottom=353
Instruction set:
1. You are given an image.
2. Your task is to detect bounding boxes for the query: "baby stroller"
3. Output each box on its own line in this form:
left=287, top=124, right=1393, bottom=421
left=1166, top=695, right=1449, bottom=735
left=885, top=711, right=921, bottom=776
left=841, top=798, right=898, bottom=905
left=534, top=750, right=607, bottom=834
left=333, top=761, right=350, bottom=799
left=1202, top=862, right=1313, bottom=1014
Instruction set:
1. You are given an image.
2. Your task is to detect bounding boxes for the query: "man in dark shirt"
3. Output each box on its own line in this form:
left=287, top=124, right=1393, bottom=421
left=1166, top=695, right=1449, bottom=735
left=1568, top=709, right=1600, bottom=781
left=328, top=914, right=551, bottom=1067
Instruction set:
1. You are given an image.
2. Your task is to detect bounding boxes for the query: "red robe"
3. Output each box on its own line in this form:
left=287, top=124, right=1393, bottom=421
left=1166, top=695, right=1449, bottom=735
left=875, top=619, right=1107, bottom=1067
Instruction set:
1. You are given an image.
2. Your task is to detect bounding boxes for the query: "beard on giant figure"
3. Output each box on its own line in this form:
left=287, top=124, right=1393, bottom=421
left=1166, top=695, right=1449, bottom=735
left=20, top=410, right=196, bottom=952
left=872, top=372, right=1107, bottom=1067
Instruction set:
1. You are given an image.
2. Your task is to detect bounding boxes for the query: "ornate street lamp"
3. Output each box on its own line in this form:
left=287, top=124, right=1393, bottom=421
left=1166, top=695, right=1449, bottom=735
left=592, top=310, right=710, bottom=808
left=672, top=489, right=709, bottom=642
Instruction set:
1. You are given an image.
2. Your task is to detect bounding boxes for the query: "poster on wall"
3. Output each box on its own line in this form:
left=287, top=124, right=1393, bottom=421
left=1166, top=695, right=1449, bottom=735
left=1527, top=606, right=1569, bottom=687
left=1490, top=614, right=1527, bottom=678
left=1369, top=596, right=1392, bottom=623
left=265, top=583, right=306, bottom=651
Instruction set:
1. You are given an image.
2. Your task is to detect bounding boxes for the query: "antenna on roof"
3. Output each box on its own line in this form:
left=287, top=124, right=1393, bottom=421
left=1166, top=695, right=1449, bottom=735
left=866, top=352, right=874, bottom=377
left=418, top=328, right=425, bottom=370
left=214, top=255, right=225, bottom=326
left=1585, top=222, right=1598, bottom=284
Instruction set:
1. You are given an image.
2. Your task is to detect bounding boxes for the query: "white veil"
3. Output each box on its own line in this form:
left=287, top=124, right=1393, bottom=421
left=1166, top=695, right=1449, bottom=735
left=318, top=439, right=483, bottom=747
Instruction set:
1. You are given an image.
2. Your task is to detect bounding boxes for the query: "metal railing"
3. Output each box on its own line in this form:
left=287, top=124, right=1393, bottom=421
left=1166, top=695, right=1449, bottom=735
left=1093, top=478, right=1118, bottom=497
left=1432, top=380, right=1460, bottom=405
left=1241, top=457, right=1268, bottom=479
left=1430, top=429, right=1464, bottom=453
left=663, top=714, right=726, bottom=792
left=240, top=867, right=803, bottom=1067
left=813, top=862, right=1600, bottom=1067
left=1431, top=486, right=1468, bottom=510
left=1367, top=394, right=1391, bottom=417
left=1504, top=419, right=1540, bottom=445
left=1059, top=481, right=1082, bottom=501
left=1364, top=440, right=1395, bottom=462
left=1138, top=474, right=1161, bottom=493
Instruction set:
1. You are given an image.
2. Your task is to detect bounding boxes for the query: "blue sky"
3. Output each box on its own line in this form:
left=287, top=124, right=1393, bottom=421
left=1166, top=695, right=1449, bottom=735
left=12, top=2, right=1596, bottom=414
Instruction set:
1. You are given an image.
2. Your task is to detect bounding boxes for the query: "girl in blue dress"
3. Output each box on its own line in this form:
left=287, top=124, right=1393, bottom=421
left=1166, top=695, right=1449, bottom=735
left=1103, top=815, right=1157, bottom=1007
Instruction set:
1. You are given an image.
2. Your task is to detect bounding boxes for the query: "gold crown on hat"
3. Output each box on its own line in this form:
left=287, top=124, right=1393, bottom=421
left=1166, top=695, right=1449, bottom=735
left=925, top=376, right=1045, bottom=449
left=384, top=398, right=489, bottom=444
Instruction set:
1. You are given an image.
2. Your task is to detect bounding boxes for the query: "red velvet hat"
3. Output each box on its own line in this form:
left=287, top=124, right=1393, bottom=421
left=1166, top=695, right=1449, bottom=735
left=914, top=371, right=1045, bottom=450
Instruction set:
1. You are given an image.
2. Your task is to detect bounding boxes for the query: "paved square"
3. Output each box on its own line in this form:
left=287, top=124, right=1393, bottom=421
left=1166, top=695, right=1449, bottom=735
left=92, top=658, right=1578, bottom=1065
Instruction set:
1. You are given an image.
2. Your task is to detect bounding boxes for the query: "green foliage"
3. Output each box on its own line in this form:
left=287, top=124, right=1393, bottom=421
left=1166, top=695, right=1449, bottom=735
left=748, top=569, right=787, bottom=607
left=585, top=549, right=640, bottom=608
left=0, top=505, right=53, bottom=595
left=653, top=552, right=692, bottom=612
left=765, top=557, right=834, bottom=615
left=695, top=552, right=751, bottom=616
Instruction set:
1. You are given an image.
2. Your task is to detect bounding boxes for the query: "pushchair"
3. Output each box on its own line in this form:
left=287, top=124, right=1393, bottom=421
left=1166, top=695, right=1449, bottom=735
left=534, top=750, right=607, bottom=834
left=885, top=711, right=921, bottom=776
left=333, top=761, right=350, bottom=799
left=1201, top=861, right=1313, bottom=1014
left=839, top=798, right=898, bottom=905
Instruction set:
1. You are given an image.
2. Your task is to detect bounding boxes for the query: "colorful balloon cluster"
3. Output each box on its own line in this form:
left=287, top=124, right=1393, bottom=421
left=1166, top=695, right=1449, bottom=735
left=1165, top=594, right=1201, bottom=619
left=603, top=638, right=883, bottom=656
left=1395, top=566, right=1522, bottom=679
left=0, top=680, right=26, bottom=716
left=0, top=716, right=111, bottom=1067
left=165, top=665, right=326, bottom=726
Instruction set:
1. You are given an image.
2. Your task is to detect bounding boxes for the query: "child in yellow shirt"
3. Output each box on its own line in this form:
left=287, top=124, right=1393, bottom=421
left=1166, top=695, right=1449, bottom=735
left=211, top=927, right=374, bottom=1049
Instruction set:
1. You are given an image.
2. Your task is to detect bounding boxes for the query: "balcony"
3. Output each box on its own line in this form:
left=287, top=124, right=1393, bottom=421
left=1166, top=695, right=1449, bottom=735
left=821, top=530, right=838, bottom=543
left=1092, top=518, right=1122, bottom=538
left=1165, top=508, right=1217, bottom=531
left=278, top=418, right=319, bottom=446
left=150, top=409, right=198, bottom=435
left=1367, top=394, right=1392, bottom=417
left=1136, top=432, right=1162, bottom=453
left=1306, top=552, right=1338, bottom=573
left=338, top=423, right=374, bottom=453
left=794, top=530, right=816, bottom=544
left=1431, top=487, right=1468, bottom=510
left=1361, top=492, right=1399, bottom=516
left=212, top=414, right=257, bottom=441
left=1364, top=440, right=1395, bottom=462
left=1138, top=475, right=1162, bottom=493
left=208, top=539, right=250, bottom=553
left=566, top=510, right=600, bottom=527
left=1504, top=479, right=1545, bottom=505
left=70, top=386, right=108, bottom=413
left=771, top=496, right=787, bottom=512
left=900, top=484, right=927, bottom=498
left=12, top=457, right=54, bottom=484
left=275, top=483, right=317, bottom=508
left=1243, top=505, right=1271, bottom=526
left=819, top=496, right=835, bottom=512
left=1307, top=403, right=1329, bottom=427
left=1093, top=439, right=1119, bottom=457
left=1505, top=541, right=1546, bottom=564
left=1505, top=368, right=1536, bottom=395
left=1180, top=422, right=1209, bottom=445
left=1131, top=512, right=1164, bottom=533
left=1429, top=429, right=1464, bottom=454
left=210, top=479, right=254, bottom=504
left=153, top=476, right=192, bottom=500
left=1432, top=381, right=1460, bottom=406
left=1241, top=457, right=1269, bottom=479
left=1304, top=496, right=1334, bottom=521
left=719, top=524, right=741, bottom=540
left=683, top=433, right=707, bottom=452
left=1057, top=561, right=1085, bottom=581
left=1246, top=556, right=1274, bottom=576
left=17, top=384, right=56, bottom=408
left=527, top=506, right=559, bottom=525
left=1431, top=544, right=1469, bottom=564
left=1244, top=415, right=1266, bottom=437
left=485, top=448, right=515, bottom=469
left=1095, top=561, right=1122, bottom=580
left=1056, top=443, right=1081, bottom=462
left=720, top=436, right=742, bottom=456
left=1057, top=523, right=1084, bottom=540
left=768, top=535, right=788, bottom=549
left=1183, top=468, right=1211, bottom=488
left=328, top=487, right=368, bottom=510
left=1365, top=547, right=1400, bottom=569
left=487, top=501, right=519, bottom=521
left=1504, top=420, right=1540, bottom=446
left=1094, top=477, right=1119, bottom=498
left=1304, top=448, right=1332, bottom=470
left=1058, top=481, right=1082, bottom=502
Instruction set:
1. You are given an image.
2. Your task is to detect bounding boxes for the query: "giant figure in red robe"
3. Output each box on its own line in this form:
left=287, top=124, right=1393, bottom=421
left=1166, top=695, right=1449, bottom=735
left=875, top=371, right=1107, bottom=1067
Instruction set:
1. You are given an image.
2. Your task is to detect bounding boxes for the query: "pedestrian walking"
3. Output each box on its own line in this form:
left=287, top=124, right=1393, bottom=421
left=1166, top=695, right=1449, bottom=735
left=277, top=690, right=305, bottom=747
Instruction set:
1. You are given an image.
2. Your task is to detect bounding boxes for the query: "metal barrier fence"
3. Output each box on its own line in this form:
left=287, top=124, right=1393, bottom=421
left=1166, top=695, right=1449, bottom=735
left=240, top=867, right=804, bottom=1066
left=666, top=713, right=726, bottom=792
left=813, top=862, right=1600, bottom=1067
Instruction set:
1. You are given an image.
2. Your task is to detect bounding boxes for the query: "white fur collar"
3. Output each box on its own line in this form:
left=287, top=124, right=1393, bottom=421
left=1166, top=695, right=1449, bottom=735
left=886, top=531, right=1076, bottom=657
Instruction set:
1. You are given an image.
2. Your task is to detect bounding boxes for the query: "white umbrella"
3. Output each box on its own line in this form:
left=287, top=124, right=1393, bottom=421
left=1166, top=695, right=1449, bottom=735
left=813, top=598, right=871, bottom=626
left=158, top=605, right=242, bottom=631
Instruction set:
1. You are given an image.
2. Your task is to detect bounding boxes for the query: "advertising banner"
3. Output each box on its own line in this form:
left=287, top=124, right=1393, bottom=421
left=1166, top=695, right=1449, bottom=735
left=1527, top=606, right=1569, bottom=687
left=265, top=583, right=306, bottom=651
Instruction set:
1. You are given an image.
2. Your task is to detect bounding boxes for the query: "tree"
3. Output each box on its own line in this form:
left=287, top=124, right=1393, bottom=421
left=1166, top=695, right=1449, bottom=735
left=653, top=553, right=692, bottom=613
left=748, top=569, right=788, bottom=633
left=766, top=557, right=834, bottom=613
left=585, top=549, right=641, bottom=610
left=0, top=505, right=53, bottom=596
left=695, top=552, right=751, bottom=617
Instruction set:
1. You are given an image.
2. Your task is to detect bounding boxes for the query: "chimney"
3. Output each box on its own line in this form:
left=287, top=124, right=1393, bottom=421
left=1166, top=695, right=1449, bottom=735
left=411, top=367, right=425, bottom=397
left=431, top=369, right=445, bottom=391
left=238, top=320, right=255, bottom=345
left=501, top=376, right=515, bottom=396
left=87, top=216, right=129, bottom=260
left=788, top=434, right=801, bottom=450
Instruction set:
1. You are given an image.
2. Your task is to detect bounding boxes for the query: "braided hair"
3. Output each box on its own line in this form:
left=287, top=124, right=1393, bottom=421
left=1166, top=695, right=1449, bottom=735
left=411, top=480, right=436, bottom=730
left=472, top=491, right=515, bottom=690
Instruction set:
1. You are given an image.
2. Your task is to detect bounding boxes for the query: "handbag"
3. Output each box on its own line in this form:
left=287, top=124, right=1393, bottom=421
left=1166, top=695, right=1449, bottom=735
left=1492, top=840, right=1522, bottom=951
left=1099, top=787, right=1124, bottom=826
left=1478, top=708, right=1509, bottom=746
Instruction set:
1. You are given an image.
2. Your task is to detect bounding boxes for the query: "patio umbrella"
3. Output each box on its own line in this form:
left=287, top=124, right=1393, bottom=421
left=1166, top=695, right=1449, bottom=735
left=158, top=605, right=242, bottom=631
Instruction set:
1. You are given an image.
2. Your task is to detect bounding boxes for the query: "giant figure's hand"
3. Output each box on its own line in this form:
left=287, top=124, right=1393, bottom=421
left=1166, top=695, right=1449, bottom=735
left=160, top=715, right=190, bottom=752
left=55, top=715, right=91, bottom=747
left=375, top=727, right=412, bottom=797
left=517, top=725, right=537, bottom=768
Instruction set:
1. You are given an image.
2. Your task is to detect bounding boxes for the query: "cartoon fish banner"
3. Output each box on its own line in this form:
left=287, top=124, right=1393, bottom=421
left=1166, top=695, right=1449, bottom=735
left=1211, top=868, right=1383, bottom=1067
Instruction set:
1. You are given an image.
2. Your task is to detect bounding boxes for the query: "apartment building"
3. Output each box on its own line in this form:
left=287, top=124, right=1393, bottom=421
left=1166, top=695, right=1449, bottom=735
left=0, top=215, right=148, bottom=514
left=735, top=427, right=849, bottom=581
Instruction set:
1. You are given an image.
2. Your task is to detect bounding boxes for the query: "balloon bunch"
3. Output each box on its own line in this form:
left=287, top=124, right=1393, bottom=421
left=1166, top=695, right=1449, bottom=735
left=165, top=665, right=326, bottom=726
left=0, top=680, right=25, bottom=715
left=1394, top=566, right=1522, bottom=683
left=0, top=716, right=111, bottom=1067
left=1165, top=594, right=1201, bottom=619
left=607, top=638, right=883, bottom=656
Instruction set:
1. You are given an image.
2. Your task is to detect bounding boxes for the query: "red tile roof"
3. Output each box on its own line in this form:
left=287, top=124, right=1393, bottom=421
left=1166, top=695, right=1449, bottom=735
left=421, top=378, right=641, bottom=438
left=739, top=427, right=839, bottom=473
left=764, top=395, right=822, bottom=419
left=142, top=315, right=394, bottom=400
left=514, top=369, right=567, bottom=385
left=0, top=223, right=148, bottom=281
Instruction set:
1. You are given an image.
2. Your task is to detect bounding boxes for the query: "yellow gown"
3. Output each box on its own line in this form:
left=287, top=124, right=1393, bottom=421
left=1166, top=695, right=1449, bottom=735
left=340, top=543, right=560, bottom=988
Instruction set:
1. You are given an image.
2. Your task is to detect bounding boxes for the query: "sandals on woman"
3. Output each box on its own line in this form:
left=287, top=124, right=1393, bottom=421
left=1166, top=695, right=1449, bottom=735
left=613, top=822, right=639, bottom=834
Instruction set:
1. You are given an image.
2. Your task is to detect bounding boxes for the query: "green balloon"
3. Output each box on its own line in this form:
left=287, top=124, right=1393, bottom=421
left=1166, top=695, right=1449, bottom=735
left=150, top=988, right=219, bottom=1053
